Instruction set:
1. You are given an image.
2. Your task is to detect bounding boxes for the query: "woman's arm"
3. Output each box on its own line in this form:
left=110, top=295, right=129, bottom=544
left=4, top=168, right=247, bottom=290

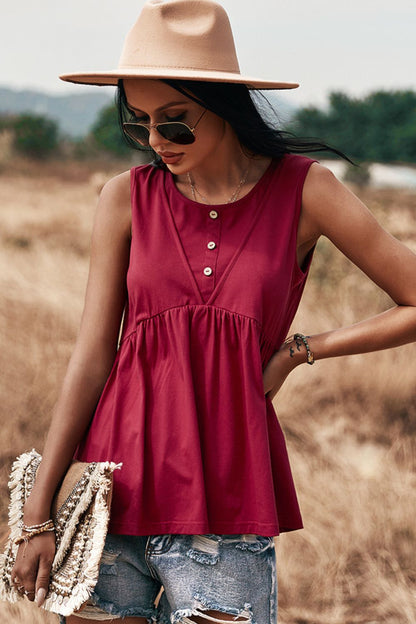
left=12, top=170, right=132, bottom=603
left=25, top=170, right=132, bottom=518
left=263, top=163, right=416, bottom=398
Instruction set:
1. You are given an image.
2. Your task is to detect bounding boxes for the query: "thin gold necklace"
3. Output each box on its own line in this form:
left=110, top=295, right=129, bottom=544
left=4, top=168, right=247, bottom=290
left=187, top=162, right=250, bottom=205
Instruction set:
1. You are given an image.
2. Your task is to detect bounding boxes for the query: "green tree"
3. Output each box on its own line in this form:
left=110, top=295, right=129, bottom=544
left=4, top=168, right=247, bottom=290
left=292, top=106, right=329, bottom=141
left=90, top=104, right=131, bottom=157
left=392, top=120, right=416, bottom=161
left=364, top=91, right=416, bottom=162
left=13, top=114, right=59, bottom=159
left=326, top=92, right=369, bottom=161
left=290, top=89, right=416, bottom=163
left=0, top=114, right=11, bottom=131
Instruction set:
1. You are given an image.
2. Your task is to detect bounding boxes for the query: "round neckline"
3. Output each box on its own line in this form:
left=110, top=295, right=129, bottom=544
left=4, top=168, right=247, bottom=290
left=166, top=158, right=278, bottom=209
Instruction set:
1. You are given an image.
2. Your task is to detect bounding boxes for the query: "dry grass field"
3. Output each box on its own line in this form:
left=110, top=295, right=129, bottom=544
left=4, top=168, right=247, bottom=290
left=0, top=157, right=415, bottom=623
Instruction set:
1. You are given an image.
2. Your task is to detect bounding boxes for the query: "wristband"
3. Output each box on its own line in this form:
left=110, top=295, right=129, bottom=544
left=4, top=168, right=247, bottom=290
left=293, top=333, right=315, bottom=365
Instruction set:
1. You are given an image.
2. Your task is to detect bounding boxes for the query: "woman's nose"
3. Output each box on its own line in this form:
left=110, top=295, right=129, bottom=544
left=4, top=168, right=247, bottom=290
left=148, top=126, right=167, bottom=149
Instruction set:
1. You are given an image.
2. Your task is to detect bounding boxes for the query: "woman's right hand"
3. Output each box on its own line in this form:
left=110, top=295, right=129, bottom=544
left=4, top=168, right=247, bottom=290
left=11, top=527, right=56, bottom=606
left=9, top=174, right=133, bottom=607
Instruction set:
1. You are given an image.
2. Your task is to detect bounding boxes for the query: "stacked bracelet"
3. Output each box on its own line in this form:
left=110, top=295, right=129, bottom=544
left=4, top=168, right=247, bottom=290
left=22, top=519, right=54, bottom=533
left=293, top=333, right=315, bottom=365
left=14, top=519, right=55, bottom=546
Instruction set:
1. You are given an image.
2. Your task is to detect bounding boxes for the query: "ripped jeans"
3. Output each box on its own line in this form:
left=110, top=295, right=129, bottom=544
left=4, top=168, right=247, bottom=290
left=59, top=533, right=277, bottom=624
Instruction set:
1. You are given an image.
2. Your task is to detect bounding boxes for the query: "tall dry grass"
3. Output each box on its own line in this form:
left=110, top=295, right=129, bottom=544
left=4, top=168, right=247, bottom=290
left=0, top=161, right=415, bottom=623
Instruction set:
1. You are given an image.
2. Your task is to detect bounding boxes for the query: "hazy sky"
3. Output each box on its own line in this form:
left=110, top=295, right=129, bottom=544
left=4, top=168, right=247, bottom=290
left=2, top=0, right=415, bottom=107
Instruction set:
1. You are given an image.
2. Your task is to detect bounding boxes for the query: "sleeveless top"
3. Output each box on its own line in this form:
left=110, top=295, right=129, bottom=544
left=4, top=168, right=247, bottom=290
left=75, top=153, right=316, bottom=537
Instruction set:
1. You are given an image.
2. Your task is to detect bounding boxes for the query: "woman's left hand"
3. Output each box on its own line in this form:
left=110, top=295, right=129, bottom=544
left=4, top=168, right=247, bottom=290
left=263, top=339, right=304, bottom=400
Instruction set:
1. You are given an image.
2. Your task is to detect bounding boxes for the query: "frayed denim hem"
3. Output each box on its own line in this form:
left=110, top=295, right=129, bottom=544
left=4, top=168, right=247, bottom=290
left=172, top=596, right=253, bottom=624
left=58, top=600, right=156, bottom=623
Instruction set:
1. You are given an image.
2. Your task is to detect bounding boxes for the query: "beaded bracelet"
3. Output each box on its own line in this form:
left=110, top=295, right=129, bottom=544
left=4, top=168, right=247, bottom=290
left=14, top=523, right=55, bottom=546
left=293, top=333, right=315, bottom=365
left=19, top=519, right=54, bottom=533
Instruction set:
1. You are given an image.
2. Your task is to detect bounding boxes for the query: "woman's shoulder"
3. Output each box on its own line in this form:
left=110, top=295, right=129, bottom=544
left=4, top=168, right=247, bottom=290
left=267, top=153, right=320, bottom=191
left=100, top=169, right=131, bottom=201
left=101, top=162, right=161, bottom=196
left=302, top=160, right=344, bottom=201
left=295, top=160, right=343, bottom=250
left=94, top=170, right=132, bottom=237
left=279, top=155, right=339, bottom=198
left=130, top=161, right=166, bottom=187
left=279, top=152, right=319, bottom=174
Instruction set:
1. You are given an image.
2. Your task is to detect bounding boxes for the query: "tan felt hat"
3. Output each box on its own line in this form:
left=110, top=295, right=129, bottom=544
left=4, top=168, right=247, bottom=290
left=60, top=0, right=299, bottom=90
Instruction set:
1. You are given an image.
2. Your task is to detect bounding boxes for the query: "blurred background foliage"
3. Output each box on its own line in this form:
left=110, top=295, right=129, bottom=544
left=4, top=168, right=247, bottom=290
left=89, top=104, right=131, bottom=157
left=0, top=89, right=416, bottom=163
left=291, top=90, right=416, bottom=164
left=11, top=114, right=59, bottom=160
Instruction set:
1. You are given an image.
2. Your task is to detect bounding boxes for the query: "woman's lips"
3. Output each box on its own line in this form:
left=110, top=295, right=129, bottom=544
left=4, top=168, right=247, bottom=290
left=158, top=152, right=184, bottom=164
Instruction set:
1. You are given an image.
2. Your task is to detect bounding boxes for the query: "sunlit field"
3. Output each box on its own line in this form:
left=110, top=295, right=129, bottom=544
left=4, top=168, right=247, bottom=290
left=0, top=158, right=415, bottom=623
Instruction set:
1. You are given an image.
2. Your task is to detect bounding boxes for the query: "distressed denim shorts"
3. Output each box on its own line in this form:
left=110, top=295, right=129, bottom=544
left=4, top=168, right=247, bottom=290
left=60, top=533, right=276, bottom=624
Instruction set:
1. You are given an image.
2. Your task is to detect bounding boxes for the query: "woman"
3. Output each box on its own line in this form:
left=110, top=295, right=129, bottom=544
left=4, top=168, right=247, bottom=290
left=11, top=0, right=416, bottom=623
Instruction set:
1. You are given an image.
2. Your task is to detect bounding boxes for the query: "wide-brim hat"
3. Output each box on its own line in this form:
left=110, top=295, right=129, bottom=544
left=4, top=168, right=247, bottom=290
left=60, top=0, right=298, bottom=90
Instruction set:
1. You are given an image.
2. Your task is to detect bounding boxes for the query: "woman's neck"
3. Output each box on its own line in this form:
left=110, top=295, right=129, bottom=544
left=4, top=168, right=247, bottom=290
left=174, top=132, right=271, bottom=204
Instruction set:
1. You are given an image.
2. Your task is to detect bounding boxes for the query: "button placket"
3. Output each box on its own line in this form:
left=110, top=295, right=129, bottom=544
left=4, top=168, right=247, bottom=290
left=202, top=208, right=220, bottom=291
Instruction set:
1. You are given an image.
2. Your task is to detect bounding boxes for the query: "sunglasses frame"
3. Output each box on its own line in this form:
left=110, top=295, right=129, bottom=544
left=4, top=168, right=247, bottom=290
left=123, top=109, right=207, bottom=146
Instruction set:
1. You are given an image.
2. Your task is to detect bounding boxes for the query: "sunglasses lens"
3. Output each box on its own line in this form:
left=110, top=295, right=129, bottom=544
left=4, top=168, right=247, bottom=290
left=123, top=124, right=150, bottom=146
left=157, top=123, right=195, bottom=145
left=123, top=122, right=196, bottom=146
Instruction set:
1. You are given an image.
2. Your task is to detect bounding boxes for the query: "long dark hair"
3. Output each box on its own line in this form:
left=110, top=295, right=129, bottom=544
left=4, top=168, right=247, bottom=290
left=117, top=79, right=351, bottom=166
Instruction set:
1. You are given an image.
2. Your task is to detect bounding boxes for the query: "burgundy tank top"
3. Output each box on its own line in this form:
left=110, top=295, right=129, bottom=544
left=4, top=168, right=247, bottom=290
left=75, top=154, right=315, bottom=536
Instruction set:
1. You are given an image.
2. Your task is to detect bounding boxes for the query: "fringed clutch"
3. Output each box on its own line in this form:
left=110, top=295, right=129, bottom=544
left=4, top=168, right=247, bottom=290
left=0, top=449, right=121, bottom=616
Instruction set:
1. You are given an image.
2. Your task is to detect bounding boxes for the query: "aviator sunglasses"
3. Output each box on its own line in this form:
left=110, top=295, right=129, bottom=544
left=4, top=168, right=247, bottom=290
left=123, top=109, right=207, bottom=146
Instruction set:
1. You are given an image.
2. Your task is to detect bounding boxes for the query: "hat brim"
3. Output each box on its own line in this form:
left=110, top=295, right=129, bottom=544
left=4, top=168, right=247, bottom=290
left=59, top=67, right=298, bottom=90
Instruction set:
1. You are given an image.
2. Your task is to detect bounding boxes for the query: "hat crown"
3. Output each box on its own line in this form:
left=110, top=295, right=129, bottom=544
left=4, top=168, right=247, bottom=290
left=119, top=0, right=240, bottom=75
left=59, top=0, right=298, bottom=90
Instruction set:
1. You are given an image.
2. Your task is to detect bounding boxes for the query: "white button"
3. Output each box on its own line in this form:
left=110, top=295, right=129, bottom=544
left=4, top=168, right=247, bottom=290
left=207, top=241, right=216, bottom=250
left=209, top=210, right=219, bottom=219
left=203, top=267, right=213, bottom=276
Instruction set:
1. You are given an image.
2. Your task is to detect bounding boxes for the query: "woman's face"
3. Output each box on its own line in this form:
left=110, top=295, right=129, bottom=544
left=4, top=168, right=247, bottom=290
left=123, top=79, right=227, bottom=174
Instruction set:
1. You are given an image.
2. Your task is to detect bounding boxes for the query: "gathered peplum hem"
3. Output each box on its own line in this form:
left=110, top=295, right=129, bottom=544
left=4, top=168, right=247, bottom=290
left=75, top=303, right=302, bottom=536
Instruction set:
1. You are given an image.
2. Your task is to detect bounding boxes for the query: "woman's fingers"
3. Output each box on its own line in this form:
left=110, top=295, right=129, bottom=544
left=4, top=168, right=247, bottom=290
left=35, top=554, right=54, bottom=606
left=23, top=587, right=37, bottom=601
left=12, top=574, right=22, bottom=590
left=35, top=586, right=47, bottom=606
left=11, top=547, right=39, bottom=601
left=11, top=533, right=55, bottom=606
left=34, top=533, right=55, bottom=607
